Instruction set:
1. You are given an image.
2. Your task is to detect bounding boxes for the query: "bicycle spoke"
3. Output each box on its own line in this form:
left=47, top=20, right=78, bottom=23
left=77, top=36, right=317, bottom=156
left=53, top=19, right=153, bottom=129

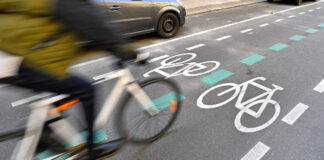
left=157, top=114, right=169, bottom=129
left=128, top=116, right=149, bottom=136
left=126, top=113, right=144, bottom=128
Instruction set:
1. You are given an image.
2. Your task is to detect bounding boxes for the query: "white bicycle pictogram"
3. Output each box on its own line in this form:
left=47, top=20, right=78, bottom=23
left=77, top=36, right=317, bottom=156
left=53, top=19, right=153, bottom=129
left=143, top=53, right=220, bottom=78
left=197, top=77, right=284, bottom=133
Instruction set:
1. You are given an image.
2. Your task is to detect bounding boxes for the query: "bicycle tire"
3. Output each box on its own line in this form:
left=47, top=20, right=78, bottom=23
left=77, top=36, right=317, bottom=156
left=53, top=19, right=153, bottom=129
left=197, top=83, right=240, bottom=109
left=160, top=53, right=196, bottom=66
left=234, top=99, right=280, bottom=133
left=115, top=78, right=182, bottom=144
left=183, top=61, right=220, bottom=77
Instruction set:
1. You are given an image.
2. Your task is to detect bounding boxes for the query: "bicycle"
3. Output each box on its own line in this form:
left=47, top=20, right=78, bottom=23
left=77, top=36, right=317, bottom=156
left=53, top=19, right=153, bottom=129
left=143, top=53, right=220, bottom=79
left=197, top=77, right=283, bottom=133
left=0, top=58, right=182, bottom=160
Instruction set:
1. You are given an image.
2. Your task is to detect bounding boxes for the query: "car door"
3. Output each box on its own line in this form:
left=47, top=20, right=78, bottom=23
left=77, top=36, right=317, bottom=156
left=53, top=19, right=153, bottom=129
left=102, top=0, right=155, bottom=35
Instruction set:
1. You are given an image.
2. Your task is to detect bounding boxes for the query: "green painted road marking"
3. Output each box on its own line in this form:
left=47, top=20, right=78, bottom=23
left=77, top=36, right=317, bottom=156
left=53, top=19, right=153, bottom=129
left=37, top=129, right=108, bottom=160
left=201, top=69, right=233, bottom=86
left=78, top=129, right=107, bottom=144
left=269, top=43, right=289, bottom=52
left=240, top=54, right=265, bottom=66
left=290, top=35, right=305, bottom=41
left=318, top=24, right=324, bottom=27
left=305, top=28, right=318, bottom=34
left=142, top=91, right=185, bottom=111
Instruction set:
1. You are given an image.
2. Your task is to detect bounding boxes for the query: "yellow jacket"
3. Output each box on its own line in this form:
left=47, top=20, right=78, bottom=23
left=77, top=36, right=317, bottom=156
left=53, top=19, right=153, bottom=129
left=0, top=0, right=92, bottom=79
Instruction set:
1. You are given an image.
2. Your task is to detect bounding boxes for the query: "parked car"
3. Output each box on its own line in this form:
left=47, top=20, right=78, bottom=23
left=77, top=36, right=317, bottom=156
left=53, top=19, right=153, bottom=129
left=95, top=0, right=186, bottom=38
left=267, top=0, right=316, bottom=6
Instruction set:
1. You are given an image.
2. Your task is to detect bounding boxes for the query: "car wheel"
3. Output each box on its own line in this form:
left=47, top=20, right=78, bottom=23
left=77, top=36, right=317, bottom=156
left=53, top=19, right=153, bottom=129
left=157, top=12, right=179, bottom=38
left=267, top=0, right=274, bottom=2
left=295, top=0, right=302, bottom=5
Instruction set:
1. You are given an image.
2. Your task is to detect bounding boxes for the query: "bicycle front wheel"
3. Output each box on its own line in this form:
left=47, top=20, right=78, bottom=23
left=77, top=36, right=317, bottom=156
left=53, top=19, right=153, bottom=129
left=115, top=78, right=182, bottom=144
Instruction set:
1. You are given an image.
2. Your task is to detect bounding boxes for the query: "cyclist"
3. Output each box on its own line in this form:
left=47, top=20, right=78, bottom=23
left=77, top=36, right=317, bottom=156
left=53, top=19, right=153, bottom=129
left=0, top=0, right=144, bottom=158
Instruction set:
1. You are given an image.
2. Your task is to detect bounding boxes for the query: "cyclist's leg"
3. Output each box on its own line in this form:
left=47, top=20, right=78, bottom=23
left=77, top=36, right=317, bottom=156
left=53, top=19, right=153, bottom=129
left=7, top=64, right=95, bottom=147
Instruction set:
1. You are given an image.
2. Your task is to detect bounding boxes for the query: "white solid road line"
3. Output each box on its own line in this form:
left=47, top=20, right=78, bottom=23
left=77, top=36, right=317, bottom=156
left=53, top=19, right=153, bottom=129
left=148, top=55, right=169, bottom=63
left=288, top=15, right=296, bottom=18
left=138, top=0, right=324, bottom=51
left=282, top=103, right=309, bottom=125
left=216, top=35, right=232, bottom=41
left=240, top=28, right=253, bottom=33
left=275, top=19, right=284, bottom=22
left=186, top=43, right=205, bottom=50
left=241, top=142, right=270, bottom=160
left=259, top=23, right=269, bottom=27
left=313, top=79, right=324, bottom=93
left=299, top=12, right=306, bottom=15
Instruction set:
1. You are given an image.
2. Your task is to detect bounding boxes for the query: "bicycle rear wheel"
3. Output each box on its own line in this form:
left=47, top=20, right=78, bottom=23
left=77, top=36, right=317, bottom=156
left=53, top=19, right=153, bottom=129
left=0, top=128, right=25, bottom=142
left=115, top=78, right=182, bottom=144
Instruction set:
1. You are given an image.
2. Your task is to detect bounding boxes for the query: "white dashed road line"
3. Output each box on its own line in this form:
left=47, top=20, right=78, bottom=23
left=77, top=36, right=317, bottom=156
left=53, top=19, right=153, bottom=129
left=240, top=28, right=253, bottom=33
left=259, top=23, right=269, bottom=27
left=93, top=71, right=116, bottom=81
left=0, top=85, right=8, bottom=88
left=275, top=19, right=284, bottom=22
left=288, top=15, right=296, bottom=18
left=299, top=12, right=306, bottom=15
left=308, top=9, right=314, bottom=12
left=241, top=142, right=270, bottom=160
left=148, top=55, right=169, bottom=63
left=313, top=79, right=324, bottom=93
left=317, top=7, right=322, bottom=9
left=186, top=44, right=205, bottom=50
left=11, top=93, right=52, bottom=107
left=282, top=103, right=309, bottom=125
left=216, top=35, right=232, bottom=41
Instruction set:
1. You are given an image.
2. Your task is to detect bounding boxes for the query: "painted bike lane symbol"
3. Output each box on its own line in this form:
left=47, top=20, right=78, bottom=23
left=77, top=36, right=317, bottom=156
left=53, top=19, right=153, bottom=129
left=143, top=53, right=220, bottom=78
left=197, top=77, right=284, bottom=133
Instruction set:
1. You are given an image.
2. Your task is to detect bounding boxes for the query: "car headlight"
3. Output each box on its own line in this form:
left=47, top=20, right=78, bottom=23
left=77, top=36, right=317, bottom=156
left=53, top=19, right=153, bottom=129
left=178, top=0, right=184, bottom=7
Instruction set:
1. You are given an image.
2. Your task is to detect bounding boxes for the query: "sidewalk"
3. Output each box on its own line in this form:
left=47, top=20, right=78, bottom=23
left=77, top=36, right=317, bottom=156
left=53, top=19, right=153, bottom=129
left=180, top=0, right=266, bottom=15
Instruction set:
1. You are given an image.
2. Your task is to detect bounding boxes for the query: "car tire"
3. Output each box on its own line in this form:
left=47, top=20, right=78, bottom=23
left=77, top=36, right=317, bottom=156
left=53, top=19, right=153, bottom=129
left=157, top=12, right=180, bottom=38
left=295, top=0, right=302, bottom=5
left=267, top=0, right=274, bottom=2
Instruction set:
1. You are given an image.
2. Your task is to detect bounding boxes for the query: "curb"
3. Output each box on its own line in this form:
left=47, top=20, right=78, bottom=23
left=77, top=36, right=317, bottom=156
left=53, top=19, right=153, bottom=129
left=186, top=0, right=266, bottom=16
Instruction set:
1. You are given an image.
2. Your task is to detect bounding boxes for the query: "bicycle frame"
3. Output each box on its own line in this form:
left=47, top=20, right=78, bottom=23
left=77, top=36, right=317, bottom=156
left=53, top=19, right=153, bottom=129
left=10, top=67, right=159, bottom=160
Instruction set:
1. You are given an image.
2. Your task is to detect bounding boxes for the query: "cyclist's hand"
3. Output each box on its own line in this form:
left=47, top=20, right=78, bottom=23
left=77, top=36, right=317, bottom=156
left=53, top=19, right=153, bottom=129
left=135, top=52, right=150, bottom=65
left=115, top=44, right=150, bottom=65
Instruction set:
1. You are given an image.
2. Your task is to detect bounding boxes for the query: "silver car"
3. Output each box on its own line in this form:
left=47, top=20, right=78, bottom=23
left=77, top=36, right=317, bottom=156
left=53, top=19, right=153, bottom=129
left=96, top=0, right=186, bottom=38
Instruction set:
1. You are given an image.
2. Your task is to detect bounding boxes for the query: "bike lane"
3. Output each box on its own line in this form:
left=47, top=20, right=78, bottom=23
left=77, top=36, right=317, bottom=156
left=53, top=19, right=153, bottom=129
left=110, top=2, right=324, bottom=160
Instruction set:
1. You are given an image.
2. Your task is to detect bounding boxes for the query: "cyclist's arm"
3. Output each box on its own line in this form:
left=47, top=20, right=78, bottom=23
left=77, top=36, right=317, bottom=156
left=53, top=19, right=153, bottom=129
left=54, top=0, right=136, bottom=59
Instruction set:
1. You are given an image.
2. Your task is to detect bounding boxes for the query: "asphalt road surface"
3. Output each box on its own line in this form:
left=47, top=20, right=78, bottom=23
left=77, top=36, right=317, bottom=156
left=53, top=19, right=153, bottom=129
left=1, top=1, right=324, bottom=160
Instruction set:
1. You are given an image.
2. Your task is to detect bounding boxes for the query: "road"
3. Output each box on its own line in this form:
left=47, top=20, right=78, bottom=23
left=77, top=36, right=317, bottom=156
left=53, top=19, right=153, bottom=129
left=1, top=1, right=324, bottom=160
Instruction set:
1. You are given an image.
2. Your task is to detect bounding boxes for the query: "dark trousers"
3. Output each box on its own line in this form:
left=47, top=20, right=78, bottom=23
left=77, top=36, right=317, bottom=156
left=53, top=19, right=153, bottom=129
left=6, top=65, right=95, bottom=146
